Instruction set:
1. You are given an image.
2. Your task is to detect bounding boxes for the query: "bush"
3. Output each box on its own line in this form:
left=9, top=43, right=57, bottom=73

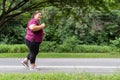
left=56, top=44, right=113, bottom=53
left=0, top=44, right=28, bottom=53
left=0, top=21, right=25, bottom=44
left=74, top=45, right=113, bottom=53
left=0, top=44, right=117, bottom=53
left=40, top=41, right=57, bottom=52
left=55, top=36, right=79, bottom=52
left=110, top=38, right=120, bottom=47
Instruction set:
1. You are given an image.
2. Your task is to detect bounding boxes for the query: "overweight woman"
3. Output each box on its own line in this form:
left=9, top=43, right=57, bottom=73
left=21, top=10, right=45, bottom=70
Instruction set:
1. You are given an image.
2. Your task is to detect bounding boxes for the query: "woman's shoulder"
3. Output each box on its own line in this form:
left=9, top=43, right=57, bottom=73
left=29, top=18, right=37, bottom=22
left=28, top=18, right=37, bottom=23
left=28, top=18, right=39, bottom=25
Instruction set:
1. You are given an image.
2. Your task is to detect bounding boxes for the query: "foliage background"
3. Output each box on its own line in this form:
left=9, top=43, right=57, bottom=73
left=0, top=0, right=120, bottom=48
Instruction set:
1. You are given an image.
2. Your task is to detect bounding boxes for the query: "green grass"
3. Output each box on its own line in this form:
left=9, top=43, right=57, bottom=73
left=0, top=52, right=120, bottom=58
left=0, top=73, right=120, bottom=80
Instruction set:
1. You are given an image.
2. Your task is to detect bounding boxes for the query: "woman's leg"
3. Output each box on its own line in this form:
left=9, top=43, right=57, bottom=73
left=21, top=40, right=30, bottom=68
left=25, top=39, right=40, bottom=69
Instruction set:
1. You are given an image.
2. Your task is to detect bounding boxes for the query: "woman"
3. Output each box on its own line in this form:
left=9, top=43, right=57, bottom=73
left=21, top=10, right=45, bottom=70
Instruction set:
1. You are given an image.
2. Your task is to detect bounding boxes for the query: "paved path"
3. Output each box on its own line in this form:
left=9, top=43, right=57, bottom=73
left=0, top=58, right=120, bottom=74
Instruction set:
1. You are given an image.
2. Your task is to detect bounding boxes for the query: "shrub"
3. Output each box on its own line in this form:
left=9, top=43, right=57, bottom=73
left=0, top=44, right=117, bottom=53
left=74, top=45, right=113, bottom=53
left=110, top=38, right=120, bottom=47
left=40, top=41, right=57, bottom=52
left=55, top=36, right=79, bottom=52
left=0, top=44, right=28, bottom=53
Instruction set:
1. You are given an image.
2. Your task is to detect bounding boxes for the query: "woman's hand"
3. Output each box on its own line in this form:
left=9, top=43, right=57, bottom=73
left=41, top=23, right=45, bottom=28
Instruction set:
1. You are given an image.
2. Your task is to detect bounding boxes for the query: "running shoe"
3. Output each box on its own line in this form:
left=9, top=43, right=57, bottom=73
left=21, top=61, right=29, bottom=69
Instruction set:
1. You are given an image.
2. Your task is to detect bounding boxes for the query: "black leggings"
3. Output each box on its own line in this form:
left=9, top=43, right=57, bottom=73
left=25, top=39, right=41, bottom=64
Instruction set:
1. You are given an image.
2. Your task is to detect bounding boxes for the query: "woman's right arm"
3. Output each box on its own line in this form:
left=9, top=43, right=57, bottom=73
left=29, top=23, right=45, bottom=31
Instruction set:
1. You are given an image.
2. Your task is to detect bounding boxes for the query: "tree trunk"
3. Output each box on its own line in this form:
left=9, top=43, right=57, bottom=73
left=0, top=16, right=6, bottom=28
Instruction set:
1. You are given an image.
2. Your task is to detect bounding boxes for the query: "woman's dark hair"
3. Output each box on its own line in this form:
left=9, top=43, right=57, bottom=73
left=31, top=10, right=41, bottom=18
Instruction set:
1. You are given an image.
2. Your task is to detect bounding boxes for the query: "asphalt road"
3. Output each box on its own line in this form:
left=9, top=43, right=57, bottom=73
left=0, top=58, right=120, bottom=74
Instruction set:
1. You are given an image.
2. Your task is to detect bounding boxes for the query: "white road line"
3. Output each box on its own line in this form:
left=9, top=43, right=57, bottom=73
left=0, top=66, right=120, bottom=69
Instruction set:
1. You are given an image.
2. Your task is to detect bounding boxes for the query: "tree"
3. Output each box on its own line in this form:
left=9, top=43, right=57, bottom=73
left=0, top=0, right=117, bottom=28
left=0, top=0, right=48, bottom=28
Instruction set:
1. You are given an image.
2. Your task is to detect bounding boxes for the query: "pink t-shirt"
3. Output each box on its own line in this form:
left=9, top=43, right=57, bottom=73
left=25, top=18, right=43, bottom=42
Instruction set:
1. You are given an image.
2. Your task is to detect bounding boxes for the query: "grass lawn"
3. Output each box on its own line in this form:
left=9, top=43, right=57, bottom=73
left=0, top=73, right=120, bottom=80
left=0, top=52, right=120, bottom=58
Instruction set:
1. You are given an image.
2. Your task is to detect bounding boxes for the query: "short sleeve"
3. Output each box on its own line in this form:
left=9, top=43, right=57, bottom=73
left=29, top=20, right=38, bottom=26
